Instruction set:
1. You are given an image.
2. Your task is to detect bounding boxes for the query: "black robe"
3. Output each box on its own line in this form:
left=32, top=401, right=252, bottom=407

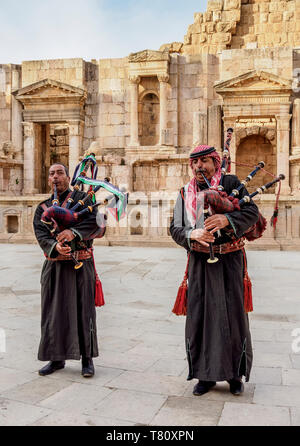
left=33, top=188, right=101, bottom=361
left=170, top=175, right=259, bottom=382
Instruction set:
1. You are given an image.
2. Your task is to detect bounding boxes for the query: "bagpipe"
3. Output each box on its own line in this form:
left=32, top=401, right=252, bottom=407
left=172, top=128, right=285, bottom=316
left=195, top=128, right=285, bottom=264
left=41, top=150, right=129, bottom=270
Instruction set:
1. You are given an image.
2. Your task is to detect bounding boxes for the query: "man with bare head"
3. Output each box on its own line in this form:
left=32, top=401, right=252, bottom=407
left=33, top=162, right=103, bottom=378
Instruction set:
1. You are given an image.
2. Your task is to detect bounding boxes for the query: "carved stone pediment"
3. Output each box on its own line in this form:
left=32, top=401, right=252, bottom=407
left=13, top=79, right=87, bottom=102
left=129, top=49, right=170, bottom=63
left=13, top=79, right=87, bottom=122
left=215, top=70, right=292, bottom=93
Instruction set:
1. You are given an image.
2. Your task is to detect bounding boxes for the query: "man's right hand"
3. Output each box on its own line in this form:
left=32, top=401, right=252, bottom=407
left=190, top=228, right=215, bottom=247
left=56, top=242, right=72, bottom=255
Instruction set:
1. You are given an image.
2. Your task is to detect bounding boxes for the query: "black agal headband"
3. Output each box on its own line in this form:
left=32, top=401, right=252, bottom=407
left=189, top=146, right=216, bottom=159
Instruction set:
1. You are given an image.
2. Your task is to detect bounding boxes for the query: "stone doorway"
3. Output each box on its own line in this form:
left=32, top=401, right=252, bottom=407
left=236, top=134, right=277, bottom=194
left=34, top=123, right=69, bottom=194
left=139, top=92, right=160, bottom=146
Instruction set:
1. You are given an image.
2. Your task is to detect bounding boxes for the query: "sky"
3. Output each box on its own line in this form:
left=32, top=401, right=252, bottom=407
left=0, top=0, right=208, bottom=64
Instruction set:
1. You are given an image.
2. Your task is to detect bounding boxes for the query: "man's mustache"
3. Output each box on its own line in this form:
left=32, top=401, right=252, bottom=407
left=196, top=169, right=207, bottom=175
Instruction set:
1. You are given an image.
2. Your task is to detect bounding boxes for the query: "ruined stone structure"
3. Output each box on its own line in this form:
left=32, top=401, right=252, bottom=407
left=1, top=0, right=300, bottom=249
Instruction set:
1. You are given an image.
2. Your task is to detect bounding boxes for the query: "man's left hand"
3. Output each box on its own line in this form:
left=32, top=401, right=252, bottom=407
left=204, top=214, right=229, bottom=234
left=56, top=229, right=75, bottom=244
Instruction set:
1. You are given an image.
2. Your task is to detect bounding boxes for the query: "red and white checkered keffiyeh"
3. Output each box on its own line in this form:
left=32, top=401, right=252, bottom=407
left=185, top=145, right=222, bottom=227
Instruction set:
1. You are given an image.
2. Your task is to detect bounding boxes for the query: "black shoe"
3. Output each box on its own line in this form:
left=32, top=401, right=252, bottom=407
left=82, top=357, right=94, bottom=378
left=38, top=361, right=65, bottom=376
left=193, top=380, right=216, bottom=396
left=228, top=378, right=244, bottom=395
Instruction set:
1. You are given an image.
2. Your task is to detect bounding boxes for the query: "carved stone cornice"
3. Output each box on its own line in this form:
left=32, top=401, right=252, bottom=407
left=128, top=49, right=170, bottom=81
left=128, top=50, right=170, bottom=63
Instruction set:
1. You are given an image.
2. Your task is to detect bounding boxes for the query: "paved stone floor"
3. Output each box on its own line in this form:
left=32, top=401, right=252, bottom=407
left=0, top=244, right=299, bottom=426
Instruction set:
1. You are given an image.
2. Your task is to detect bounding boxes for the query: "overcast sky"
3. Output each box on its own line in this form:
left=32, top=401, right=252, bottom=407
left=0, top=0, right=207, bottom=64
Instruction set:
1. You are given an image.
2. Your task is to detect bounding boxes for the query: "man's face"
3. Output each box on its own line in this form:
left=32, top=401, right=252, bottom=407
left=48, top=164, right=70, bottom=195
left=191, top=156, right=216, bottom=183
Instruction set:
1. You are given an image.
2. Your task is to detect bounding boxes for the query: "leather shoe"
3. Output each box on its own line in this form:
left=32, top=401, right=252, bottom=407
left=228, top=378, right=244, bottom=395
left=193, top=380, right=216, bottom=396
left=82, top=357, right=94, bottom=378
left=38, top=361, right=65, bottom=376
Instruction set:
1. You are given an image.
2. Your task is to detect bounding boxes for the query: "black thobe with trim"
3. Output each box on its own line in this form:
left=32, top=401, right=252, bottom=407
left=170, top=175, right=259, bottom=382
left=33, top=188, right=101, bottom=361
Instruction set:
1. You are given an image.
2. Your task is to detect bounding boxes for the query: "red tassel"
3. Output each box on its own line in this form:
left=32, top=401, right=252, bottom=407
left=91, top=250, right=105, bottom=308
left=172, top=278, right=188, bottom=316
left=270, top=208, right=278, bottom=230
left=270, top=180, right=281, bottom=231
left=95, top=274, right=105, bottom=307
left=243, top=271, right=253, bottom=313
left=172, top=253, right=190, bottom=316
left=242, top=248, right=253, bottom=313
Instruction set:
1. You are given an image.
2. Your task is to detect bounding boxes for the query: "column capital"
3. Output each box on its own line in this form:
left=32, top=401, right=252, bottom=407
left=222, top=117, right=237, bottom=125
left=68, top=119, right=85, bottom=126
left=275, top=114, right=292, bottom=131
left=68, top=120, right=85, bottom=136
left=158, top=74, right=169, bottom=83
left=22, top=121, right=34, bottom=137
left=129, top=75, right=141, bottom=84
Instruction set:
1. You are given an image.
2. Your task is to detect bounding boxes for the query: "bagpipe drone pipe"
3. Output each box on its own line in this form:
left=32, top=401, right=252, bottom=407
left=40, top=150, right=129, bottom=269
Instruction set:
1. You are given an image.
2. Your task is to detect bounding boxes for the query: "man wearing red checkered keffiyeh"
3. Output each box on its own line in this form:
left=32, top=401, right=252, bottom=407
left=170, top=144, right=259, bottom=398
left=184, top=145, right=230, bottom=246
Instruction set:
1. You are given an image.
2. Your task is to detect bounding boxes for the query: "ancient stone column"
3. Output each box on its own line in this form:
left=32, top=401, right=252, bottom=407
left=11, top=69, right=23, bottom=160
left=285, top=205, right=292, bottom=240
left=223, top=119, right=236, bottom=175
left=292, top=98, right=300, bottom=155
left=128, top=75, right=140, bottom=147
left=23, top=122, right=36, bottom=194
left=193, top=112, right=207, bottom=146
left=208, top=105, right=222, bottom=151
left=276, top=114, right=292, bottom=195
left=158, top=74, right=169, bottom=146
left=68, top=120, right=85, bottom=178
left=290, top=161, right=300, bottom=194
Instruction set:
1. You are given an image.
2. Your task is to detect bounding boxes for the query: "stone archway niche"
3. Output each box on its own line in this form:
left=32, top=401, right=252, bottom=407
left=236, top=133, right=277, bottom=194
left=139, top=92, right=160, bottom=146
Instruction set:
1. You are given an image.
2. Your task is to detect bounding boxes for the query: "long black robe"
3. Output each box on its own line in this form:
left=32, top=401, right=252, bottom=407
left=170, top=175, right=259, bottom=382
left=33, top=188, right=101, bottom=361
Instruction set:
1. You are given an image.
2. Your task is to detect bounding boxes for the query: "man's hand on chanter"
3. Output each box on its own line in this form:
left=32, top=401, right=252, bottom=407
left=56, top=242, right=72, bottom=255
left=204, top=214, right=229, bottom=234
left=190, top=228, right=215, bottom=247
left=56, top=229, right=76, bottom=243
left=56, top=230, right=76, bottom=255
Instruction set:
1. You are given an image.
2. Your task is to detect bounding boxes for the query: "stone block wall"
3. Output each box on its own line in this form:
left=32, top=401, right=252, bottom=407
left=96, top=58, right=128, bottom=152
left=175, top=53, right=220, bottom=150
left=22, top=59, right=85, bottom=89
left=234, top=0, right=300, bottom=50
left=220, top=47, right=293, bottom=80
left=164, top=0, right=300, bottom=56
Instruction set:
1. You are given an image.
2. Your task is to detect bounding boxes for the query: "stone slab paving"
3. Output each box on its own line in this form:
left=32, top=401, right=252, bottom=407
left=0, top=245, right=300, bottom=426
